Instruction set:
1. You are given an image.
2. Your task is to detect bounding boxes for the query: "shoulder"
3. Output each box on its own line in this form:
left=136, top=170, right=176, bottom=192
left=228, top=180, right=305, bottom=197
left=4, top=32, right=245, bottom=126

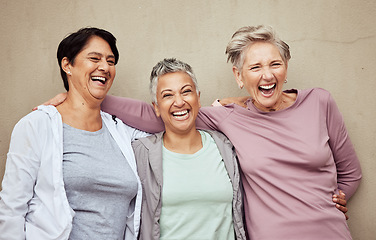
left=199, top=105, right=234, bottom=116
left=9, top=106, right=59, bottom=152
left=201, top=130, right=233, bottom=148
left=14, top=106, right=58, bottom=130
left=131, top=132, right=163, bottom=150
left=300, top=87, right=331, bottom=98
left=298, top=88, right=333, bottom=105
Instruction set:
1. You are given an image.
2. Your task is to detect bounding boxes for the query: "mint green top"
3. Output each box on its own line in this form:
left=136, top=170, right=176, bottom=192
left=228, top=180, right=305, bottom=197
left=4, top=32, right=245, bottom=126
left=160, top=131, right=235, bottom=240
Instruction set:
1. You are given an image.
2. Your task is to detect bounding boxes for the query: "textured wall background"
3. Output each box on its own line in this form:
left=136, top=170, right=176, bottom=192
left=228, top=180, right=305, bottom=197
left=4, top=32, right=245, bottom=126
left=0, top=0, right=375, bottom=239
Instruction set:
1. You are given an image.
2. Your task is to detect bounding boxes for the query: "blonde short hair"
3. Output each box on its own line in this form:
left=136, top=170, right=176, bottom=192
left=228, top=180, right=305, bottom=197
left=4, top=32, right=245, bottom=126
left=225, top=25, right=291, bottom=70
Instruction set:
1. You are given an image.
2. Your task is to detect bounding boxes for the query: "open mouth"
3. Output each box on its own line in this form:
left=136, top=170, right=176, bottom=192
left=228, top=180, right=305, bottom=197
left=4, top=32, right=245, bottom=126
left=91, top=76, right=107, bottom=84
left=172, top=110, right=189, bottom=120
left=259, top=83, right=276, bottom=97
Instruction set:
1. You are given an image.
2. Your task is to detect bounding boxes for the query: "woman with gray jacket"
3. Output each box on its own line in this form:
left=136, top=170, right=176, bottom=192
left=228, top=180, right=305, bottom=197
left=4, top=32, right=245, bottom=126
left=132, top=58, right=246, bottom=240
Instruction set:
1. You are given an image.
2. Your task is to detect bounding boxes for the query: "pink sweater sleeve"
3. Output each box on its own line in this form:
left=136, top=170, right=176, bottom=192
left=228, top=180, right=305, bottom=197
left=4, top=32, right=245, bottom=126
left=101, top=95, right=165, bottom=133
left=326, top=93, right=362, bottom=199
left=101, top=95, right=231, bottom=133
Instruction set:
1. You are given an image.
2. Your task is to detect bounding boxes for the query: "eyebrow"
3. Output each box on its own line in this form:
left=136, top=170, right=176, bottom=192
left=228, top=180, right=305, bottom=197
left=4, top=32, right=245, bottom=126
left=87, top=52, right=115, bottom=59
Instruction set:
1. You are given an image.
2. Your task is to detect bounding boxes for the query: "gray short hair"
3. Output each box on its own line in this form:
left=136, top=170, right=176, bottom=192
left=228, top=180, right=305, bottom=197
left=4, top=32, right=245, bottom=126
left=150, top=58, right=199, bottom=103
left=225, top=25, right=291, bottom=70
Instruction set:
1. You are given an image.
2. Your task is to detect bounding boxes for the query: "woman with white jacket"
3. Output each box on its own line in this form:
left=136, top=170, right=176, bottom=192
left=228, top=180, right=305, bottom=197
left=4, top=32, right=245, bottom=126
left=0, top=27, right=148, bottom=240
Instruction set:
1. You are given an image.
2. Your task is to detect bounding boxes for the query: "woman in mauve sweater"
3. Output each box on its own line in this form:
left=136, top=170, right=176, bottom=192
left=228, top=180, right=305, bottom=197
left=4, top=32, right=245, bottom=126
left=101, top=25, right=361, bottom=239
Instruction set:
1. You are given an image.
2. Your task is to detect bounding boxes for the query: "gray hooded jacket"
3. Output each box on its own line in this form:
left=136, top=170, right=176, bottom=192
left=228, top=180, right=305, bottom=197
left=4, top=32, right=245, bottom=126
left=132, top=130, right=246, bottom=240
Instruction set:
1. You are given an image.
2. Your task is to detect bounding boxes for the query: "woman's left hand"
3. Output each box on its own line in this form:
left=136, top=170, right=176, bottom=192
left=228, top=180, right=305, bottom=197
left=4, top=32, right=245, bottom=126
left=333, top=190, right=348, bottom=220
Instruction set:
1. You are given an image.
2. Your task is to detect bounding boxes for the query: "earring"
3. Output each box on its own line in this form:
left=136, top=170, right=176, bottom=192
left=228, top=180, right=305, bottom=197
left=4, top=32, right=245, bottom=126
left=284, top=79, right=288, bottom=83
left=67, top=71, right=71, bottom=75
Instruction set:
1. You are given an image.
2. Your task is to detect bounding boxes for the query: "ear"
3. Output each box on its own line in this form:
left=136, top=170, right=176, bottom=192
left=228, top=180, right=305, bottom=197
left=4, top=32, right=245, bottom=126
left=232, top=66, right=244, bottom=89
left=198, top=91, right=201, bottom=108
left=61, top=57, right=72, bottom=75
left=152, top=102, right=161, bottom=117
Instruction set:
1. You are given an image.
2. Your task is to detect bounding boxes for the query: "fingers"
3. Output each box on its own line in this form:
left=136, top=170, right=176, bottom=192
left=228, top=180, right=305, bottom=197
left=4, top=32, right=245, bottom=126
left=333, top=197, right=347, bottom=207
left=338, top=190, right=346, bottom=199
left=333, top=190, right=349, bottom=220
left=334, top=200, right=348, bottom=213
left=32, top=92, right=68, bottom=111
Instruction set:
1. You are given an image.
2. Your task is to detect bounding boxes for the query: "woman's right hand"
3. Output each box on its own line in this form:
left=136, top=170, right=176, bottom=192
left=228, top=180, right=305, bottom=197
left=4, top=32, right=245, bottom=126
left=32, top=92, right=67, bottom=111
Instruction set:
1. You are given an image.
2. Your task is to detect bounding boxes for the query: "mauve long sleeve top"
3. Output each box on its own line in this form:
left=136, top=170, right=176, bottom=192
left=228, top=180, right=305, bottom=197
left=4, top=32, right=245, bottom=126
left=101, top=88, right=362, bottom=240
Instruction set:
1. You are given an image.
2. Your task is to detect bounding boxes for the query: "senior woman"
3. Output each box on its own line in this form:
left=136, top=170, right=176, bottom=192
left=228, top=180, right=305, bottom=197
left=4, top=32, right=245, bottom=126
left=0, top=27, right=148, bottom=240
left=133, top=58, right=245, bottom=239
left=100, top=25, right=362, bottom=239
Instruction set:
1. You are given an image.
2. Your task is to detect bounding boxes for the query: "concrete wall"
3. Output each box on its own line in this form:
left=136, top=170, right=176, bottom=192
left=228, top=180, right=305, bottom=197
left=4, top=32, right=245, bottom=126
left=0, top=0, right=374, bottom=239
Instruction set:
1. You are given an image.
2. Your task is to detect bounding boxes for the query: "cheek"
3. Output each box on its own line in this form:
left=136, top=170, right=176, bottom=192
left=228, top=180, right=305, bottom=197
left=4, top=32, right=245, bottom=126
left=110, top=67, right=116, bottom=77
left=244, top=78, right=259, bottom=91
left=156, top=102, right=169, bottom=118
left=243, top=72, right=258, bottom=85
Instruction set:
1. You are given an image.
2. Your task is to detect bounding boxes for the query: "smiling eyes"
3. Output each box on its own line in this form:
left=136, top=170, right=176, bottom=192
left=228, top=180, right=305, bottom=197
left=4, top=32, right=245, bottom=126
left=89, top=57, right=115, bottom=66
left=162, top=89, right=193, bottom=98
left=249, top=62, right=283, bottom=71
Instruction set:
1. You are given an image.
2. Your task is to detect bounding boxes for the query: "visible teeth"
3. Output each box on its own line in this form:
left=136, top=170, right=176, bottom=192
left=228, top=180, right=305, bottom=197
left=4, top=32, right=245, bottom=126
left=173, top=110, right=188, bottom=116
left=259, top=84, right=275, bottom=90
left=92, top=76, right=106, bottom=82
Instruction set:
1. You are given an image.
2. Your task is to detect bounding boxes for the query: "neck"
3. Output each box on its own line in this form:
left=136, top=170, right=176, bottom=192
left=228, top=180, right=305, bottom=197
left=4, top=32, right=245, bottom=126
left=163, top=128, right=202, bottom=154
left=57, top=93, right=102, bottom=131
left=253, top=92, right=296, bottom=112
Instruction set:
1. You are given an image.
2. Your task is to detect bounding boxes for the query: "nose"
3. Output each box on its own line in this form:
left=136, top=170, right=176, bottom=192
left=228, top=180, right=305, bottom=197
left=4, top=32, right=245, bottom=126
left=261, top=68, right=274, bottom=80
left=98, top=60, right=110, bottom=72
left=173, top=94, right=185, bottom=107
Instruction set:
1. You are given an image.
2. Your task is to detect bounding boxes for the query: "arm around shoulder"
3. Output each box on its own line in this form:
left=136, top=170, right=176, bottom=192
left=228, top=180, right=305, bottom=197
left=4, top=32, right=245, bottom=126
left=101, top=95, right=165, bottom=133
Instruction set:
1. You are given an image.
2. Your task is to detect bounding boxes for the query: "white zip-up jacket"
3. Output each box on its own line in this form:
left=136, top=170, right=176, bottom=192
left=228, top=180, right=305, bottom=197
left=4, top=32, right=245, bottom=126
left=0, top=105, right=148, bottom=240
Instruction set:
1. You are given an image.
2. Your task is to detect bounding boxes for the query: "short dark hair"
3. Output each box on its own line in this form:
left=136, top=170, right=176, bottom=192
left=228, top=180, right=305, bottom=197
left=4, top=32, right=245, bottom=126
left=57, top=27, right=119, bottom=91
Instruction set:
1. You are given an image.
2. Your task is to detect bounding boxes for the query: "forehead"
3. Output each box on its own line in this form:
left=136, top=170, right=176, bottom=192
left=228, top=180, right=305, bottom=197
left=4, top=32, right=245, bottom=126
left=80, top=36, right=113, bottom=55
left=157, top=72, right=195, bottom=90
left=244, top=42, right=282, bottom=62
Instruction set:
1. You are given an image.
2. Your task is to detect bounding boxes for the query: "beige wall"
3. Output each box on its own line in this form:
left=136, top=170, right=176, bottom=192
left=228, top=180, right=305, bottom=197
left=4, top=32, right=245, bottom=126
left=1, top=0, right=375, bottom=238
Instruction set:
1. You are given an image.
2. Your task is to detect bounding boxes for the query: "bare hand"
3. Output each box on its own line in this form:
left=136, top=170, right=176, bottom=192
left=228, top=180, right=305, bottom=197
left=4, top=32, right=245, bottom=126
left=333, top=190, right=348, bottom=220
left=218, top=96, right=249, bottom=108
left=32, top=92, right=68, bottom=111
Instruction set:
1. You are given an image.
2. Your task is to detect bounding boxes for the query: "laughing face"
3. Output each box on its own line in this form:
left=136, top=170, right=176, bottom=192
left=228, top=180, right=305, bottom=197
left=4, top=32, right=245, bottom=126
left=64, top=36, right=116, bottom=102
left=233, top=41, right=288, bottom=112
left=153, top=72, right=201, bottom=135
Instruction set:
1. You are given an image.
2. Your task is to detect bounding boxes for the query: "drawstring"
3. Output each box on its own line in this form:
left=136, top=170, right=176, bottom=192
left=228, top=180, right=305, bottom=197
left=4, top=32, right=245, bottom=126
left=112, top=115, right=117, bottom=124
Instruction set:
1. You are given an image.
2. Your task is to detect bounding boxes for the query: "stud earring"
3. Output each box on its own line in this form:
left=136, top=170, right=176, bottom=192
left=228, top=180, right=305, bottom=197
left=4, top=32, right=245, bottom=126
left=284, top=79, right=288, bottom=83
left=67, top=71, right=71, bottom=75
